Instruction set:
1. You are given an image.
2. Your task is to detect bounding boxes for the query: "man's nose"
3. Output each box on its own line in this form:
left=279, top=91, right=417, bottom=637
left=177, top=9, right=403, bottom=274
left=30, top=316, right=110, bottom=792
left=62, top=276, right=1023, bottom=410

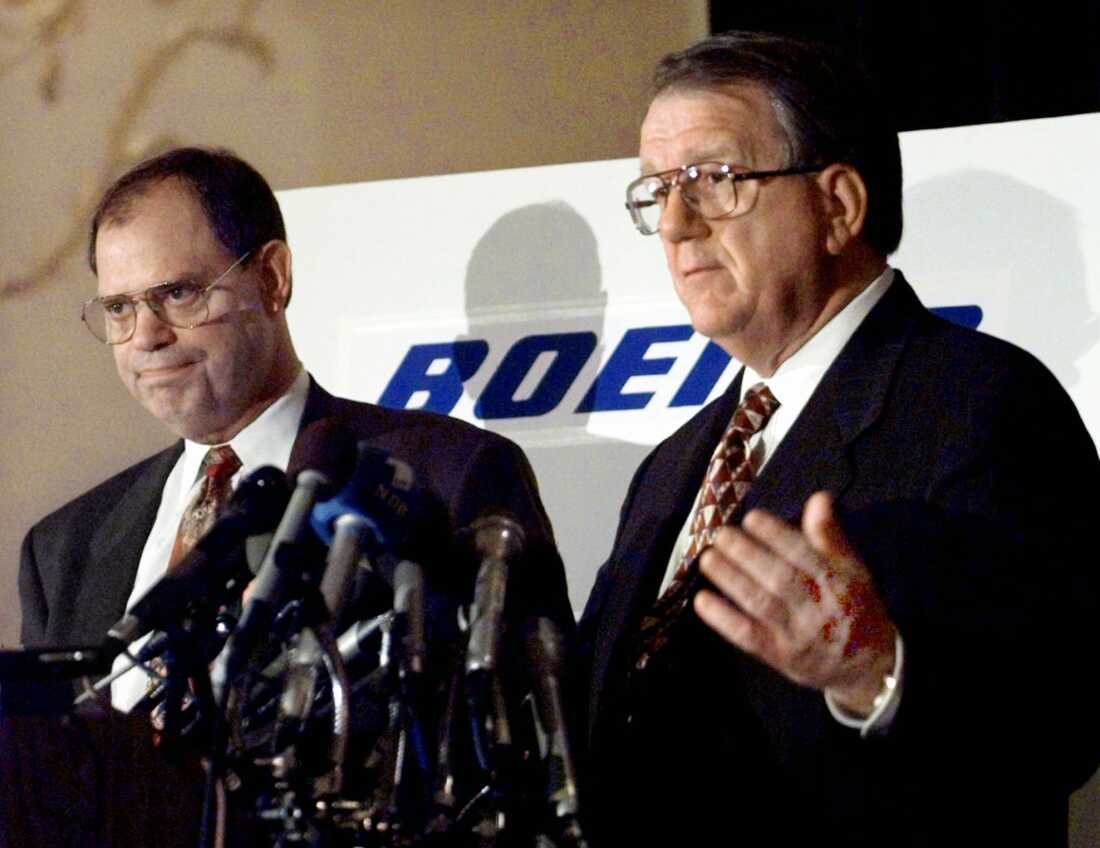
left=658, top=187, right=708, bottom=242
left=129, top=300, right=176, bottom=349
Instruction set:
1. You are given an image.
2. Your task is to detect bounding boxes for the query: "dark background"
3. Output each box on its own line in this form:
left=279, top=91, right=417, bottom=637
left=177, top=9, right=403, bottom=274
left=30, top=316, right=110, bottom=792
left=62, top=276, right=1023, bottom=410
left=711, top=0, right=1100, bottom=130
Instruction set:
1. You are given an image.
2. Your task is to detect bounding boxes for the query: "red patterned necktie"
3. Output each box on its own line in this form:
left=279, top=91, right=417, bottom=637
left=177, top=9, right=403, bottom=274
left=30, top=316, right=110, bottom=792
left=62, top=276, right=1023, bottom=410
left=146, top=445, right=241, bottom=707
left=631, top=382, right=780, bottom=670
left=168, top=445, right=242, bottom=570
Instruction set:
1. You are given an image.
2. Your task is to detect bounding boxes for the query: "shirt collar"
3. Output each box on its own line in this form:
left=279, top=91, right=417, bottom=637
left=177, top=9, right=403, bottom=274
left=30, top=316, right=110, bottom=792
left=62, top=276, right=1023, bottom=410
left=742, top=266, right=895, bottom=401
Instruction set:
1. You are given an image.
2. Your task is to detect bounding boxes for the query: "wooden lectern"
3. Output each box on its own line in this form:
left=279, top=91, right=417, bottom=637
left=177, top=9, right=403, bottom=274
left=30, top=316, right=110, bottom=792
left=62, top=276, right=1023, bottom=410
left=0, top=704, right=206, bottom=848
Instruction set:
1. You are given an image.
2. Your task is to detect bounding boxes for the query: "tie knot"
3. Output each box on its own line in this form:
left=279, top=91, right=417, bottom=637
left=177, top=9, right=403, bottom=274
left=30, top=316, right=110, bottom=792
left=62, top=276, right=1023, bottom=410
left=201, top=445, right=241, bottom=482
left=731, top=382, right=780, bottom=437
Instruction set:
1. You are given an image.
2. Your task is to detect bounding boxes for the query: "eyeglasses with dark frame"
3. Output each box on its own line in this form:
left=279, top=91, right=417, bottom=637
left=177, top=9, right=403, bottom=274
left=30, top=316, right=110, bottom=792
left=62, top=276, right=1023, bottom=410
left=81, top=250, right=254, bottom=345
left=624, top=161, right=825, bottom=235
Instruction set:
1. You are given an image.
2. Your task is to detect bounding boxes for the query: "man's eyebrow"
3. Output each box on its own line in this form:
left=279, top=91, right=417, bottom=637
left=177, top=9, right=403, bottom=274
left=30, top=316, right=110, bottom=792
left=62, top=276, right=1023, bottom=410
left=99, top=271, right=203, bottom=300
left=151, top=274, right=201, bottom=288
left=685, top=146, right=752, bottom=165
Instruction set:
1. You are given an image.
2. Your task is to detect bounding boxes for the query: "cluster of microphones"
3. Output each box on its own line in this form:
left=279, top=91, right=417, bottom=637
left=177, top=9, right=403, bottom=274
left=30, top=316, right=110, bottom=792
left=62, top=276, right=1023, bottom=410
left=79, top=419, right=586, bottom=848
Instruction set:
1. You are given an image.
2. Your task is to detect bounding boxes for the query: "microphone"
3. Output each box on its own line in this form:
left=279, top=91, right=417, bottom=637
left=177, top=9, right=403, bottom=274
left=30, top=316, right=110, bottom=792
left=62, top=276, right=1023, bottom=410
left=239, top=609, right=396, bottom=732
left=250, top=418, right=358, bottom=604
left=311, top=445, right=448, bottom=569
left=75, top=630, right=173, bottom=707
left=105, top=465, right=290, bottom=651
left=311, top=444, right=459, bottom=624
left=390, top=559, right=433, bottom=813
left=335, top=611, right=394, bottom=667
left=464, top=514, right=526, bottom=677
left=310, top=446, right=414, bottom=640
left=251, top=608, right=394, bottom=695
left=525, top=617, right=583, bottom=835
left=318, top=513, right=373, bottom=623
left=393, top=559, right=426, bottom=679
left=212, top=419, right=357, bottom=697
left=246, top=451, right=451, bottom=736
left=463, top=514, right=525, bottom=782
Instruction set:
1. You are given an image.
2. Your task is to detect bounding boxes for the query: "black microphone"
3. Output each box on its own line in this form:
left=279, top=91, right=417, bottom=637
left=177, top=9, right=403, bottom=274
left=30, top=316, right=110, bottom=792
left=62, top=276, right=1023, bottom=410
left=105, top=465, right=290, bottom=652
left=464, top=514, right=525, bottom=677
left=212, top=418, right=357, bottom=697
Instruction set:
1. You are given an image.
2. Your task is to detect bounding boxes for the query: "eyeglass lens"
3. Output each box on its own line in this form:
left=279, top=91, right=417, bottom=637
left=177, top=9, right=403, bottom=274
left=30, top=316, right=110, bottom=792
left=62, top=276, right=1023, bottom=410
left=628, top=164, right=740, bottom=234
left=83, top=281, right=209, bottom=344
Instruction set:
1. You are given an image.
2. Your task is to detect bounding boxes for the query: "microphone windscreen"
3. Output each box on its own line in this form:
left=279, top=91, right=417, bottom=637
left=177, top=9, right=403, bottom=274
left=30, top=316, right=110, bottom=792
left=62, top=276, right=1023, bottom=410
left=229, top=465, right=291, bottom=523
left=470, top=513, right=526, bottom=562
left=312, top=445, right=451, bottom=563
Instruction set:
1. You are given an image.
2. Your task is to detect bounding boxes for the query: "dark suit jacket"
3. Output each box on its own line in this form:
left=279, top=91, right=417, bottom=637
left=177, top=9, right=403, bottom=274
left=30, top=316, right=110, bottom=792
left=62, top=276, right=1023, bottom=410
left=19, top=379, right=572, bottom=649
left=576, top=275, right=1100, bottom=847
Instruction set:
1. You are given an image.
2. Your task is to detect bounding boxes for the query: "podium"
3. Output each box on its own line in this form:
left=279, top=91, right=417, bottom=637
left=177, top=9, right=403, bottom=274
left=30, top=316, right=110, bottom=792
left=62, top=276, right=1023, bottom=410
left=0, top=705, right=206, bottom=848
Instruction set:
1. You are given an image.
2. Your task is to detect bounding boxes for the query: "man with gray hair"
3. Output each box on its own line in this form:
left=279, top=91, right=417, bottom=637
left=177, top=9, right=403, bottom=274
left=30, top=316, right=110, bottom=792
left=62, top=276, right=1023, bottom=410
left=577, top=31, right=1099, bottom=845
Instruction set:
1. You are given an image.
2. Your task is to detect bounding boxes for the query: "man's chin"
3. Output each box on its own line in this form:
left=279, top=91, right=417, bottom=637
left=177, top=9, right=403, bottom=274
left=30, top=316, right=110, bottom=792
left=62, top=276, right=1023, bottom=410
left=139, top=396, right=217, bottom=442
left=686, top=310, right=747, bottom=347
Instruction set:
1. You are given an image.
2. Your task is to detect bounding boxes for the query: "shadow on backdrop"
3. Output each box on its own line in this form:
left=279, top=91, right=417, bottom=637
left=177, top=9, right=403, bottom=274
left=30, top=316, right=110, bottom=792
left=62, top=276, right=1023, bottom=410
left=903, top=170, right=1097, bottom=387
left=458, top=202, right=651, bottom=610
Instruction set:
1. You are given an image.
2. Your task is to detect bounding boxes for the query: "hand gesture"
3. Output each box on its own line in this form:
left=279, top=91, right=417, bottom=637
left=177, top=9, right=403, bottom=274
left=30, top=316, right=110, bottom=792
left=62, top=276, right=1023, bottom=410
left=694, top=492, right=896, bottom=714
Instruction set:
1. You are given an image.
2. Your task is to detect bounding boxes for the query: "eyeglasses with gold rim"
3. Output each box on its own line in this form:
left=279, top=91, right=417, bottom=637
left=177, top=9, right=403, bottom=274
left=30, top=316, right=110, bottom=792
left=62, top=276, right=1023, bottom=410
left=80, top=250, right=253, bottom=345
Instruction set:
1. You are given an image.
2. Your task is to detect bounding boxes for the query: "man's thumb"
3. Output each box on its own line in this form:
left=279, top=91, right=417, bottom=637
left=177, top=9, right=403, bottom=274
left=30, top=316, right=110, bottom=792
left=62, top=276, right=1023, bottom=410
left=802, top=491, right=856, bottom=560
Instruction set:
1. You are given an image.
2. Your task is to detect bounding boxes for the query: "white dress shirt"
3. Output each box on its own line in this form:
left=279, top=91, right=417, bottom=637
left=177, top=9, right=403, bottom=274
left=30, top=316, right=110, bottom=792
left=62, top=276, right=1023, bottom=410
left=658, top=267, right=903, bottom=734
left=110, top=368, right=310, bottom=711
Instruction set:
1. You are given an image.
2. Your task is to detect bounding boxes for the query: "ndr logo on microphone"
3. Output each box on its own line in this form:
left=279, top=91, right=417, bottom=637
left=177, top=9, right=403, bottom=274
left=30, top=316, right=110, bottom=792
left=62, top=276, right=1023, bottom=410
left=373, top=306, right=981, bottom=421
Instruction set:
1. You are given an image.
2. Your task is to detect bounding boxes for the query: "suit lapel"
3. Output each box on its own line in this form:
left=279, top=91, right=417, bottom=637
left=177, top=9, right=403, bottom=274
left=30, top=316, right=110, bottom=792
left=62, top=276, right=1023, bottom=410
left=75, top=443, right=184, bottom=641
left=288, top=377, right=391, bottom=472
left=289, top=378, right=337, bottom=472
left=737, top=274, right=919, bottom=523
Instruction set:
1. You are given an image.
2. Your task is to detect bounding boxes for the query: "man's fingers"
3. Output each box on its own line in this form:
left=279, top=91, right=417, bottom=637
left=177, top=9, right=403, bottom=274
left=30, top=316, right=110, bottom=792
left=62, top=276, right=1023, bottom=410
left=740, top=508, right=827, bottom=581
left=703, top=532, right=797, bottom=619
left=692, top=495, right=896, bottom=695
left=693, top=588, right=776, bottom=659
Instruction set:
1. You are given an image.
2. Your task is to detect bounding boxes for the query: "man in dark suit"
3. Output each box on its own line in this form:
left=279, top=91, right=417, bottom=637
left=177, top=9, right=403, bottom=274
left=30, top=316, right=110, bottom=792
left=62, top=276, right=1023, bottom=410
left=19, top=147, right=571, bottom=710
left=577, top=32, right=1100, bottom=846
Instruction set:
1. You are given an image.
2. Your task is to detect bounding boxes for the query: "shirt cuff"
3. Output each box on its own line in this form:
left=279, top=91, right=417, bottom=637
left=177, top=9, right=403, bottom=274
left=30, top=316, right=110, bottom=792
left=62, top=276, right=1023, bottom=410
left=824, top=631, right=905, bottom=737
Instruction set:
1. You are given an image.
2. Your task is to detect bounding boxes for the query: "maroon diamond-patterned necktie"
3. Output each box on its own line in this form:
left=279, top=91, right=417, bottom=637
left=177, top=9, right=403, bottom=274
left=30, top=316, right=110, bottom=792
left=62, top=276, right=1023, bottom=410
left=146, top=445, right=241, bottom=705
left=631, top=382, right=780, bottom=670
left=168, top=445, right=242, bottom=570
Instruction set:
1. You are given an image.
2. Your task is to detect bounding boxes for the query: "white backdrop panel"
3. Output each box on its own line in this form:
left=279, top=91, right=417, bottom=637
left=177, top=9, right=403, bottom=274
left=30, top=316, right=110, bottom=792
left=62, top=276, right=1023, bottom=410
left=282, top=111, right=1100, bottom=612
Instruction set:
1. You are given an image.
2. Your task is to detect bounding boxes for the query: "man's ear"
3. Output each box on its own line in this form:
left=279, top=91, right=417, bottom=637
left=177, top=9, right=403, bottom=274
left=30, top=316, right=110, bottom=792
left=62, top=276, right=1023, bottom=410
left=255, top=240, right=293, bottom=313
left=817, top=163, right=869, bottom=256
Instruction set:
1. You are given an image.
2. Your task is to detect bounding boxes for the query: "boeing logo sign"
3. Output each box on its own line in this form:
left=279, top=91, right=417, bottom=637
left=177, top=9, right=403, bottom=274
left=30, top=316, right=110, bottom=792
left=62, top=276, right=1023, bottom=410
left=377, top=306, right=982, bottom=419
